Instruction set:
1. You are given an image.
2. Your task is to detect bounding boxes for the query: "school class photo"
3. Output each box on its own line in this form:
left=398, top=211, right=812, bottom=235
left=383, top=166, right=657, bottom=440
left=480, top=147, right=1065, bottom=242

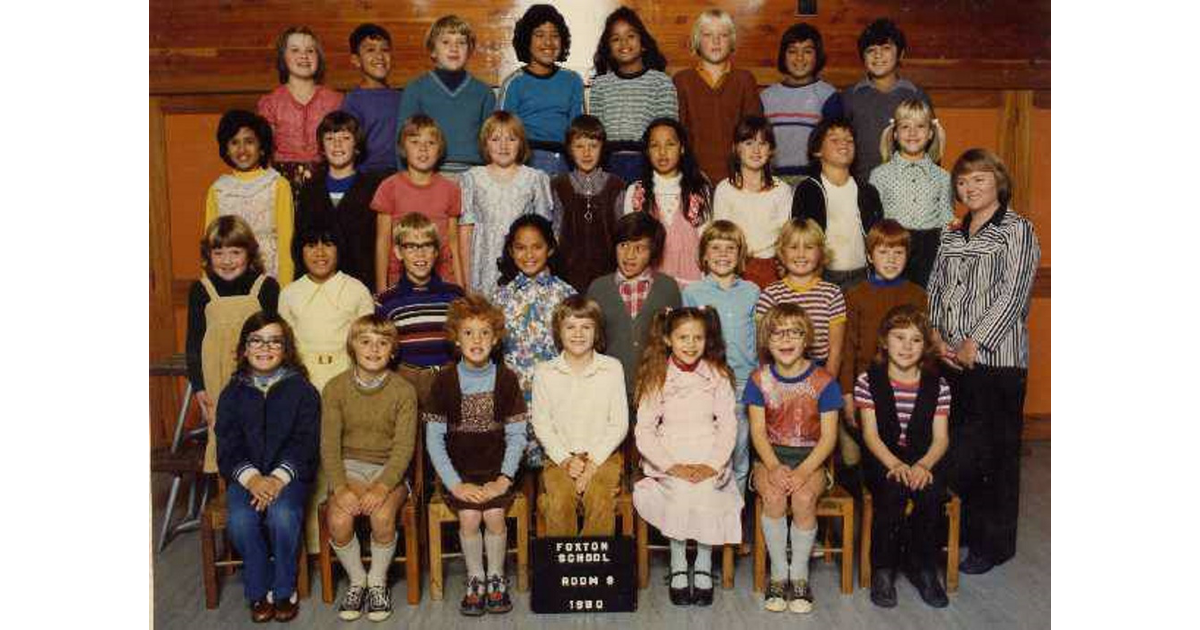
left=149, top=1, right=1050, bottom=627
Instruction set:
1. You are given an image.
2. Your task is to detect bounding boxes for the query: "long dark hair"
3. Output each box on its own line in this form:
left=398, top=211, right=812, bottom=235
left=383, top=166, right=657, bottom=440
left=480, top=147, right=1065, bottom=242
left=496, top=214, right=566, bottom=286
left=727, top=115, right=778, bottom=190
left=234, top=311, right=309, bottom=380
left=592, top=6, right=668, bottom=75
left=637, top=118, right=711, bottom=228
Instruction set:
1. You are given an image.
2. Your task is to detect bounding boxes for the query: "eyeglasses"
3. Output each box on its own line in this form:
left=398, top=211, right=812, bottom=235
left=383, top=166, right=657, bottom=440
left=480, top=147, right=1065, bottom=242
left=247, top=336, right=285, bottom=350
left=769, top=328, right=806, bottom=341
left=398, top=241, right=437, bottom=253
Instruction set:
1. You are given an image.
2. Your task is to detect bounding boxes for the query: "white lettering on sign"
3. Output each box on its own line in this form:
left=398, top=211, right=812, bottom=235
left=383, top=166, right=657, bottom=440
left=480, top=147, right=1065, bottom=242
left=567, top=599, right=605, bottom=611
left=555, top=553, right=612, bottom=564
left=554, top=541, right=612, bottom=553
left=560, top=576, right=600, bottom=587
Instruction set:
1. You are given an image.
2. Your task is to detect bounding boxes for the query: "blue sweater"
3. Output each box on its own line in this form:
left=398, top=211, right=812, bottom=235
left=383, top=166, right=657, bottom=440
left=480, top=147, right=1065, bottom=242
left=497, top=66, right=584, bottom=148
left=396, top=71, right=496, bottom=168
left=215, top=369, right=321, bottom=486
left=342, top=87, right=404, bottom=174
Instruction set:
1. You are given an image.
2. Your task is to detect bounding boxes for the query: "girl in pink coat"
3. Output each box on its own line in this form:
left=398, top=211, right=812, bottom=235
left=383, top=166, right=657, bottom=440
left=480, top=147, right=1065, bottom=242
left=633, top=306, right=743, bottom=607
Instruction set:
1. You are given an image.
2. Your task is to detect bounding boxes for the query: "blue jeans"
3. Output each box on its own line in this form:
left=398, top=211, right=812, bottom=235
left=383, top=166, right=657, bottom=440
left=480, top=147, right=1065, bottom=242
left=530, top=149, right=570, bottom=177
left=226, top=480, right=310, bottom=602
left=606, top=151, right=645, bottom=186
left=733, top=382, right=750, bottom=497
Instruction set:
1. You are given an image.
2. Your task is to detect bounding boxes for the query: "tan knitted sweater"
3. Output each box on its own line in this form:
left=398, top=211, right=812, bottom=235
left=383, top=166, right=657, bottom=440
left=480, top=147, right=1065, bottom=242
left=320, top=369, right=418, bottom=491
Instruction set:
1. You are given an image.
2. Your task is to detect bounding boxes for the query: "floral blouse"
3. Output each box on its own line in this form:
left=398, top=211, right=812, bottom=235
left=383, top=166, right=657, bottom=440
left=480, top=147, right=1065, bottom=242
left=492, top=270, right=577, bottom=397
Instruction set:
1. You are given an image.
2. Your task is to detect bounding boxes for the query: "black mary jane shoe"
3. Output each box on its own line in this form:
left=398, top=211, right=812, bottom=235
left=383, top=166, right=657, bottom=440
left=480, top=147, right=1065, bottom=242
left=870, top=568, right=898, bottom=608
left=666, top=571, right=693, bottom=606
left=906, top=569, right=950, bottom=608
left=691, top=571, right=715, bottom=607
left=958, top=551, right=996, bottom=575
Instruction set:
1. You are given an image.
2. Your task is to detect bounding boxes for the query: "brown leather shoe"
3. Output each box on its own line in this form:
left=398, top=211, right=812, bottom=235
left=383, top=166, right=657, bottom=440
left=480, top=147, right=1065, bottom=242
left=273, top=596, right=299, bottom=622
left=250, top=599, right=274, bottom=623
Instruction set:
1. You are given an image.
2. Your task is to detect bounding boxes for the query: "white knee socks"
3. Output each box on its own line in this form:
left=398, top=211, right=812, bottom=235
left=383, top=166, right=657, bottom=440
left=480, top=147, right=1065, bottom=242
left=331, top=536, right=367, bottom=587
left=460, top=529, right=485, bottom=579
left=762, top=516, right=789, bottom=582
left=485, top=529, right=507, bottom=577
left=368, top=534, right=397, bottom=587
left=789, top=523, right=818, bottom=583
left=694, top=543, right=713, bottom=589
left=669, top=538, right=689, bottom=588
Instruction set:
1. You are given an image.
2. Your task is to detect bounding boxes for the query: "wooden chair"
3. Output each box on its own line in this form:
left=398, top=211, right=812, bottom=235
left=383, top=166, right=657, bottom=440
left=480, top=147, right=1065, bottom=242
left=200, top=478, right=311, bottom=609
left=751, top=460, right=856, bottom=595
left=426, top=477, right=530, bottom=601
left=629, top=449, right=736, bottom=590
left=858, top=488, right=961, bottom=593
left=316, top=428, right=426, bottom=606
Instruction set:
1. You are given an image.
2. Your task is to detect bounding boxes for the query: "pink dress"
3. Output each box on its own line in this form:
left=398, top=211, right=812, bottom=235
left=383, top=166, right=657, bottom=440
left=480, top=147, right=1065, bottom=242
left=633, top=360, right=743, bottom=545
left=623, top=174, right=705, bottom=287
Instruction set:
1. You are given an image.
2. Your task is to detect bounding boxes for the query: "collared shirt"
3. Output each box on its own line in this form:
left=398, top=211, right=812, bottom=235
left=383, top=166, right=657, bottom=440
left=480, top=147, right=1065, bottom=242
left=256, top=85, right=344, bottom=163
left=530, top=352, right=629, bottom=466
left=927, top=207, right=1040, bottom=368
left=697, top=61, right=732, bottom=89
left=493, top=270, right=578, bottom=397
left=869, top=155, right=955, bottom=230
left=617, top=269, right=654, bottom=318
left=682, top=275, right=760, bottom=387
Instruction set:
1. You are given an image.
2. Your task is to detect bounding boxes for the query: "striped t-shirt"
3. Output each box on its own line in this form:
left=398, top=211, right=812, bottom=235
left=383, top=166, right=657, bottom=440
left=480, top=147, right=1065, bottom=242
left=853, top=371, right=951, bottom=447
left=375, top=274, right=464, bottom=369
left=754, top=277, right=846, bottom=362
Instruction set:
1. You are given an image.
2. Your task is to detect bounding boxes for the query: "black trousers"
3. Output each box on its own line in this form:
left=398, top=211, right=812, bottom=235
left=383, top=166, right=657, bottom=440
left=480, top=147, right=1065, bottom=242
left=905, top=228, right=942, bottom=288
left=865, top=461, right=946, bottom=572
left=945, top=365, right=1028, bottom=564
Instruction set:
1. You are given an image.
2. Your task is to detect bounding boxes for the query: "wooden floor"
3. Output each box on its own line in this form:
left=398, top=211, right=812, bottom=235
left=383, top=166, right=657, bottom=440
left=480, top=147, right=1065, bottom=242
left=151, top=443, right=1050, bottom=629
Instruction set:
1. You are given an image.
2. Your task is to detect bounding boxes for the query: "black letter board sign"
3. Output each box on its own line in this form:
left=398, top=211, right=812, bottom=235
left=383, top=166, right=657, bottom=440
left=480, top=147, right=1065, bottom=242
left=531, top=536, right=636, bottom=613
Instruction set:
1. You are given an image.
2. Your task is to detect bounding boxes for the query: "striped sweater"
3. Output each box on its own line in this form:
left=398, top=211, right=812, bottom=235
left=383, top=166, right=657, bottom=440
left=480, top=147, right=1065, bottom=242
left=375, top=273, right=464, bottom=368
left=588, top=68, right=678, bottom=144
left=760, top=80, right=842, bottom=173
left=754, top=276, right=846, bottom=363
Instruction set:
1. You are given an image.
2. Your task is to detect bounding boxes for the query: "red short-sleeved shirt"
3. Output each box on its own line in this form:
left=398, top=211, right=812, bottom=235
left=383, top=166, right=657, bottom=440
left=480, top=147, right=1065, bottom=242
left=370, top=172, right=462, bottom=286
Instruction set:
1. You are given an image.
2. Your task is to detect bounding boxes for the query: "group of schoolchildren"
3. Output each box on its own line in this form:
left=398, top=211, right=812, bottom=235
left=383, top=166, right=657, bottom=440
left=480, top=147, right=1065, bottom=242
left=189, top=4, right=991, bottom=623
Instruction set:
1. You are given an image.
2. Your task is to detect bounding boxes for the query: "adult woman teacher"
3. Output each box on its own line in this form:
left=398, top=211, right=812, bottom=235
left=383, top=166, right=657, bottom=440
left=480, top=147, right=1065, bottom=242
left=926, top=148, right=1040, bottom=576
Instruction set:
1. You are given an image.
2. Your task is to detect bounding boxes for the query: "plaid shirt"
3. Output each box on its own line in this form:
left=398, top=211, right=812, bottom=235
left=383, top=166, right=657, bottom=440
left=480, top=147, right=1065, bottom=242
left=616, top=270, right=654, bottom=318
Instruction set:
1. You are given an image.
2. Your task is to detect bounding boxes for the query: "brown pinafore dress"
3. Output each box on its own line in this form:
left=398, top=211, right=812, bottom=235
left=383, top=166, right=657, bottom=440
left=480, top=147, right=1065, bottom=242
left=199, top=274, right=267, bottom=473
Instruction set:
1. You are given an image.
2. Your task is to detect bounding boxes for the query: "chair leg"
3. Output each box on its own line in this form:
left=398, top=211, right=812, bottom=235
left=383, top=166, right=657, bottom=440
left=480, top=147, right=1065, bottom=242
left=823, top=520, right=835, bottom=564
left=946, top=496, right=961, bottom=593
left=318, top=507, right=334, bottom=604
left=515, top=503, right=529, bottom=593
left=752, top=498, right=765, bottom=593
left=620, top=499, right=634, bottom=538
left=860, top=493, right=873, bottom=589
left=298, top=549, right=310, bottom=599
left=405, top=510, right=422, bottom=605
left=636, top=515, right=649, bottom=589
left=722, top=544, right=734, bottom=590
left=201, top=520, right=219, bottom=609
left=156, top=474, right=183, bottom=554
left=839, top=504, right=854, bottom=594
left=428, top=510, right=444, bottom=601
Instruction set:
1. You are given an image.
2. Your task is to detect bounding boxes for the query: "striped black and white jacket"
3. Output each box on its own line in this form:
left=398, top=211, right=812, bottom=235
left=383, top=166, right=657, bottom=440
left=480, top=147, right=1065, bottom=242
left=927, top=207, right=1040, bottom=368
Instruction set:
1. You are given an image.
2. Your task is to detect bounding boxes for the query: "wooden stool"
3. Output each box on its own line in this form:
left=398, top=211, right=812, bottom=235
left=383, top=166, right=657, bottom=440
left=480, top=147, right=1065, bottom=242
left=425, top=481, right=530, bottom=601
left=858, top=488, right=961, bottom=593
left=751, top=473, right=856, bottom=595
left=199, top=484, right=311, bottom=609
left=150, top=353, right=208, bottom=553
left=317, top=437, right=425, bottom=605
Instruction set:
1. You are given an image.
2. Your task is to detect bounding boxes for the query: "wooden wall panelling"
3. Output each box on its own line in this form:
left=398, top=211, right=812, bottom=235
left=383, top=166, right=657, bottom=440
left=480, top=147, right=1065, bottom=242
left=997, top=90, right=1034, bottom=211
left=150, top=0, right=1050, bottom=95
left=150, top=97, right=181, bottom=448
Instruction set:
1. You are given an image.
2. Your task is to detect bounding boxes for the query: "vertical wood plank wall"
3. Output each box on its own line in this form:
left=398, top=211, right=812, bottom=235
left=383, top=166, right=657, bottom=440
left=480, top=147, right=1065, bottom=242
left=149, top=1, right=1051, bottom=446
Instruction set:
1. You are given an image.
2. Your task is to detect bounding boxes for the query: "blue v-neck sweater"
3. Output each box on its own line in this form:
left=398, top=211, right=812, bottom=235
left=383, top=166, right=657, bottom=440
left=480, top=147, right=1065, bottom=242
left=396, top=70, right=496, bottom=167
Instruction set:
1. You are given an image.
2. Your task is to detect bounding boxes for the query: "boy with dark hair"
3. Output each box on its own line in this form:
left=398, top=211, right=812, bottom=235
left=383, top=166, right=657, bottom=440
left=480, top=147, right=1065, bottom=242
left=586, top=212, right=680, bottom=406
left=792, top=117, right=883, bottom=290
left=341, top=23, right=404, bottom=175
left=760, top=23, right=843, bottom=182
left=840, top=18, right=932, bottom=181
left=295, top=110, right=383, bottom=287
